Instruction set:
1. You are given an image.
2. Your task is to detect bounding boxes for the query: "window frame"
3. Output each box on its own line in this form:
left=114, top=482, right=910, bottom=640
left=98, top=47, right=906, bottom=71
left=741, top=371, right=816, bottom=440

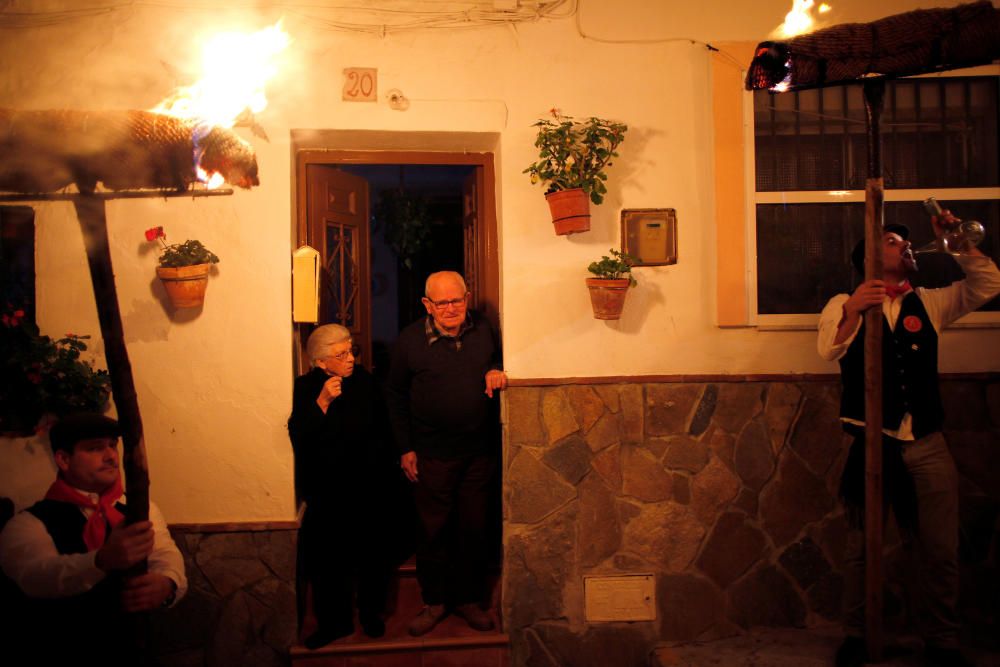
left=745, top=64, right=1000, bottom=331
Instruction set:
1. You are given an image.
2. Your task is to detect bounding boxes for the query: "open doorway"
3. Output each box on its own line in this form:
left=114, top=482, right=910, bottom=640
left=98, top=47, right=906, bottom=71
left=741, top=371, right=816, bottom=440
left=291, top=147, right=503, bottom=643
left=294, top=149, right=499, bottom=377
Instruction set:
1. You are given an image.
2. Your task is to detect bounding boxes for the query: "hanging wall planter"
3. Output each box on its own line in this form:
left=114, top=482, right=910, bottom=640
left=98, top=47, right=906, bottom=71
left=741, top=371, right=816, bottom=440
left=546, top=188, right=591, bottom=235
left=586, top=249, right=637, bottom=320
left=585, top=278, right=631, bottom=319
left=145, top=227, right=220, bottom=309
left=156, top=264, right=212, bottom=308
left=524, top=110, right=627, bottom=236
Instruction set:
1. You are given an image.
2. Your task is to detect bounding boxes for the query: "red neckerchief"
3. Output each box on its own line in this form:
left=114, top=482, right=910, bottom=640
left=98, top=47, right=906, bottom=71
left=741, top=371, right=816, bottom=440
left=44, top=477, right=125, bottom=551
left=885, top=280, right=912, bottom=300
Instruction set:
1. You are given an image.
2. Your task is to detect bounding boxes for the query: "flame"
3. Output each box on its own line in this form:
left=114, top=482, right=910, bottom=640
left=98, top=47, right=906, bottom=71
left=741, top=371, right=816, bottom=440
left=152, top=21, right=288, bottom=188
left=153, top=21, right=289, bottom=128
left=196, top=165, right=226, bottom=190
left=773, top=0, right=833, bottom=39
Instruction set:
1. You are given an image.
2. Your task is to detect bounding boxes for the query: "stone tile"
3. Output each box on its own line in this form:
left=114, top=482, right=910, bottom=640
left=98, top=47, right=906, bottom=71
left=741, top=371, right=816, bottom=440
left=151, top=585, right=219, bottom=653
left=696, top=511, right=770, bottom=588
left=787, top=383, right=842, bottom=477
left=578, top=474, right=621, bottom=567
left=622, top=445, right=673, bottom=502
left=513, top=627, right=560, bottom=667
left=253, top=530, right=296, bottom=583
left=584, top=411, right=622, bottom=452
left=644, top=436, right=671, bottom=458
left=727, top=564, right=806, bottom=629
left=713, top=383, right=764, bottom=434
left=531, top=622, right=651, bottom=667
left=689, top=384, right=718, bottom=437
left=507, top=387, right=545, bottom=445
left=542, top=434, right=592, bottom=485
left=734, top=419, right=775, bottom=490
left=657, top=573, right=724, bottom=640
left=733, top=488, right=758, bottom=516
left=591, top=444, right=622, bottom=492
left=673, top=473, right=691, bottom=505
left=764, top=383, right=803, bottom=455
left=623, top=502, right=704, bottom=572
left=663, top=435, right=710, bottom=473
left=196, top=542, right=271, bottom=598
left=621, top=384, right=644, bottom=442
left=759, top=452, right=834, bottom=548
left=209, top=590, right=253, bottom=667
left=593, top=384, right=621, bottom=413
left=647, top=383, right=703, bottom=436
left=504, top=508, right=577, bottom=629
left=807, top=571, right=844, bottom=621
left=542, top=388, right=579, bottom=444
left=612, top=552, right=651, bottom=570
left=565, top=385, right=606, bottom=433
left=778, top=537, right=831, bottom=590
left=809, top=513, right=850, bottom=571
left=690, top=456, right=741, bottom=525
left=764, top=382, right=802, bottom=455
left=506, top=449, right=577, bottom=524
left=708, top=426, right=736, bottom=472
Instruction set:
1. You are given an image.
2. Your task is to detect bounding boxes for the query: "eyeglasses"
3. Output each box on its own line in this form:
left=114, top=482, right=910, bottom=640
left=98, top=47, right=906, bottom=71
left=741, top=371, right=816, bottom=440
left=427, top=297, right=467, bottom=310
left=328, top=345, right=359, bottom=362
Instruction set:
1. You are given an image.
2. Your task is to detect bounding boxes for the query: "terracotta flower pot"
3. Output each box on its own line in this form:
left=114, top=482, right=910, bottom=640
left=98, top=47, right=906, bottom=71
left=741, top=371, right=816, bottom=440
left=586, top=278, right=631, bottom=320
left=545, top=188, right=591, bottom=235
left=156, top=264, right=211, bottom=308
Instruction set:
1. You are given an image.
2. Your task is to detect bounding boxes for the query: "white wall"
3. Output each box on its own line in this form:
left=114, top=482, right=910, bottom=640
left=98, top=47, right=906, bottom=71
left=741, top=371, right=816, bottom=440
left=0, top=0, right=995, bottom=521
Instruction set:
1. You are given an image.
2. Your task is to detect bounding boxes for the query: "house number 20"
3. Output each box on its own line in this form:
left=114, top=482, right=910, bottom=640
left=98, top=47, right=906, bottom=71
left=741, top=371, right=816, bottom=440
left=343, top=68, right=377, bottom=102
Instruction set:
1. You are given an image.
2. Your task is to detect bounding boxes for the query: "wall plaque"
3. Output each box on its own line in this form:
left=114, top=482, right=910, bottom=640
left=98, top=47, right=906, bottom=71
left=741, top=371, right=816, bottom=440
left=584, top=574, right=656, bottom=622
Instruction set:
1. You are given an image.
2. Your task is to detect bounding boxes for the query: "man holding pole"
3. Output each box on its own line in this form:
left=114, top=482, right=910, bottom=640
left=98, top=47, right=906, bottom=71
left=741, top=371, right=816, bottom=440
left=818, top=214, right=1000, bottom=667
left=0, top=413, right=186, bottom=664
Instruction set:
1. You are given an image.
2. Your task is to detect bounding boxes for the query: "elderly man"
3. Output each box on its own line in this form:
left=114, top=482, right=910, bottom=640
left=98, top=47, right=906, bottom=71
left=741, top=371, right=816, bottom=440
left=0, top=413, right=187, bottom=664
left=819, top=215, right=1000, bottom=667
left=288, top=323, right=394, bottom=649
left=387, top=270, right=506, bottom=636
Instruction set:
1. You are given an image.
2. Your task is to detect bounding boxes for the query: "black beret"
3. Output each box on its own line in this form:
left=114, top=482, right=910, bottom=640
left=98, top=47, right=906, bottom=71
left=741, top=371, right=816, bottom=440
left=851, top=223, right=910, bottom=274
left=49, top=413, right=120, bottom=453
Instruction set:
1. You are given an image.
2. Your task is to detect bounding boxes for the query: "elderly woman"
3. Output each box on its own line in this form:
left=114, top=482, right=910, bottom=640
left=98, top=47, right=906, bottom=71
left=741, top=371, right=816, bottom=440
left=288, top=324, right=393, bottom=649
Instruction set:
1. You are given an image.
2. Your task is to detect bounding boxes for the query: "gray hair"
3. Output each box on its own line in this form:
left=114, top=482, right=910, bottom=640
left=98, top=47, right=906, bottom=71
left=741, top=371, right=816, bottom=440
left=306, top=324, right=352, bottom=366
left=424, top=271, right=467, bottom=297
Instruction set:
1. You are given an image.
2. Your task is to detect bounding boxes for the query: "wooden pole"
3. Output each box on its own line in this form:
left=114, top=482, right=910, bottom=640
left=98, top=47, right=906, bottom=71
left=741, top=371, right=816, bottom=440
left=862, top=79, right=886, bottom=662
left=73, top=195, right=150, bottom=527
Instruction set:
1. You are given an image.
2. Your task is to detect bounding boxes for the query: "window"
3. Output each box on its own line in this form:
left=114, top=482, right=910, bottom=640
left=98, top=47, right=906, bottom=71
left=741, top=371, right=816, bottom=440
left=0, top=205, right=36, bottom=325
left=750, top=67, right=1000, bottom=328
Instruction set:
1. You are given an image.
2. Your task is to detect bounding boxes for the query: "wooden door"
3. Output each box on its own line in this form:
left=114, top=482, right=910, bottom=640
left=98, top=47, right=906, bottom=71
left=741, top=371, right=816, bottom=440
left=306, top=165, right=372, bottom=370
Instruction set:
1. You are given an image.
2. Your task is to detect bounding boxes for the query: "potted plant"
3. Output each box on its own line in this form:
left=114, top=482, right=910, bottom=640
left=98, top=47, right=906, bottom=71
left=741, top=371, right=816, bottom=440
left=586, top=248, right=637, bottom=320
left=524, top=109, right=627, bottom=236
left=0, top=306, right=110, bottom=436
left=145, top=227, right=220, bottom=308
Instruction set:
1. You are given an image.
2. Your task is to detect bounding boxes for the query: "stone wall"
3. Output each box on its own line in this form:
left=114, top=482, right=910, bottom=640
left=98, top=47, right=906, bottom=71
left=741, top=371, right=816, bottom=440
left=502, top=379, right=1000, bottom=667
left=152, top=527, right=298, bottom=667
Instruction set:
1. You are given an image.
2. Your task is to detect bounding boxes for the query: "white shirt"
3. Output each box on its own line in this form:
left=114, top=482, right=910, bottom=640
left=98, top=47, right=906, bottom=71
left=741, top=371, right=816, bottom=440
left=817, top=255, right=1000, bottom=439
left=0, top=491, right=187, bottom=603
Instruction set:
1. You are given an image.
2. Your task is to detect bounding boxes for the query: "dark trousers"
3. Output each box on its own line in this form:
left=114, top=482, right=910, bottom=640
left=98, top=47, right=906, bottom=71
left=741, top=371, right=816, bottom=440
left=413, top=453, right=496, bottom=606
left=842, top=431, right=961, bottom=647
left=301, top=501, right=390, bottom=629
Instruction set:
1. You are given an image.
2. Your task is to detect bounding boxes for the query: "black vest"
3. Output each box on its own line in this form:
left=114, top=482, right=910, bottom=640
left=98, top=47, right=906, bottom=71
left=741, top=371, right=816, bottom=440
left=8, top=499, right=131, bottom=663
left=838, top=292, right=943, bottom=438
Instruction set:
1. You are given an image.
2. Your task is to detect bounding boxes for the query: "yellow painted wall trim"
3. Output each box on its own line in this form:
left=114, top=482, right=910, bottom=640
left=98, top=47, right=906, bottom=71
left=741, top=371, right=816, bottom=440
left=712, top=42, right=756, bottom=326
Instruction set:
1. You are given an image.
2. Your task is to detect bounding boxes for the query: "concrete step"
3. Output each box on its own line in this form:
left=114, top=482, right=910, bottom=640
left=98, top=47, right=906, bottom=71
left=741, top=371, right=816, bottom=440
left=291, top=561, right=508, bottom=667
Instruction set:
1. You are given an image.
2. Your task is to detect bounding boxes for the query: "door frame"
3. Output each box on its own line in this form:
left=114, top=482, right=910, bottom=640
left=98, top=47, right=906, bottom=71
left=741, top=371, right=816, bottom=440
left=293, top=149, right=500, bottom=373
